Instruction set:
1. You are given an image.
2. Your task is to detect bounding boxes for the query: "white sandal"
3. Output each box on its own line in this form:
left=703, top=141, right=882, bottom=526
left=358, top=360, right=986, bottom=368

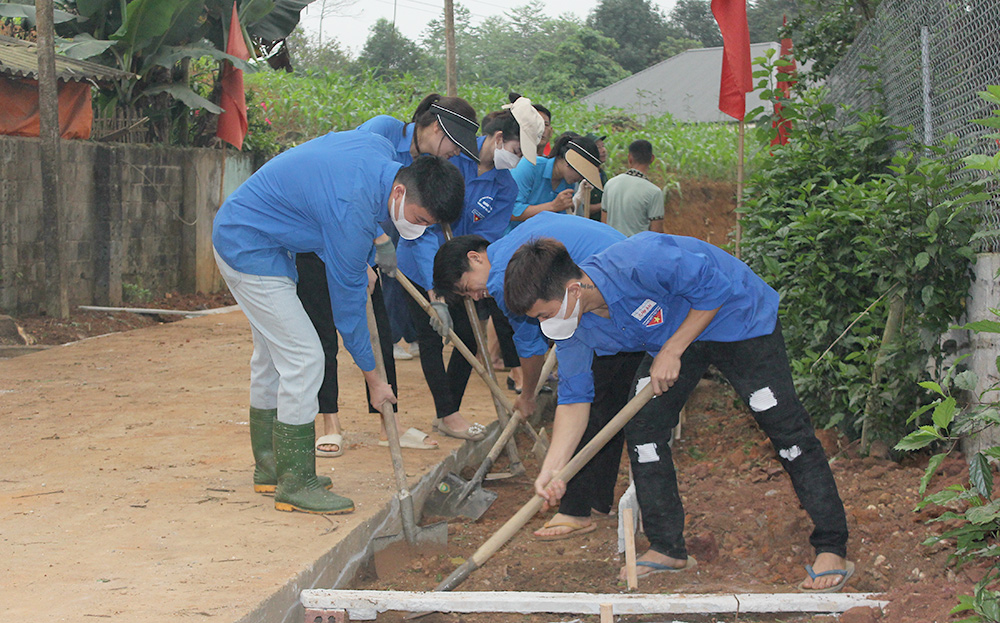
left=378, top=427, right=438, bottom=450
left=315, top=433, right=344, bottom=457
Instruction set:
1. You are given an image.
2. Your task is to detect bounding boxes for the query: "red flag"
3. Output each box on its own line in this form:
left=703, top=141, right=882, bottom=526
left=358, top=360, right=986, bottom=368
left=711, top=0, right=753, bottom=120
left=216, top=2, right=250, bottom=149
left=771, top=16, right=796, bottom=146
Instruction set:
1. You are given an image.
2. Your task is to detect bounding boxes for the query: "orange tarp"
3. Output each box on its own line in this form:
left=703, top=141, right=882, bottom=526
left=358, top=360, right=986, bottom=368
left=0, top=76, right=93, bottom=139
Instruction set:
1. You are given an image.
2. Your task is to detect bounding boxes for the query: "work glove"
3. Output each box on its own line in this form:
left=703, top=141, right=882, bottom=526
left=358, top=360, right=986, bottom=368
left=572, top=182, right=589, bottom=217
left=429, top=301, right=453, bottom=338
left=374, top=238, right=397, bottom=277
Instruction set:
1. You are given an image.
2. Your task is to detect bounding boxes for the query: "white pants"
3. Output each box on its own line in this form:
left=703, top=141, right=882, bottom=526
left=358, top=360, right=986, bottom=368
left=215, top=248, right=322, bottom=425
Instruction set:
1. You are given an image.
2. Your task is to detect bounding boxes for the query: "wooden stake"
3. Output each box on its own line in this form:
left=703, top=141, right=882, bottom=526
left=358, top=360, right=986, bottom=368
left=600, top=602, right=614, bottom=623
left=735, top=117, right=745, bottom=260
left=36, top=0, right=68, bottom=319
left=623, top=507, right=638, bottom=590
left=444, top=0, right=457, bottom=97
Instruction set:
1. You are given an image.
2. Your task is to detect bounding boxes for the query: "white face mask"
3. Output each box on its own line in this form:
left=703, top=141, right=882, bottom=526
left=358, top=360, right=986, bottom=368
left=390, top=188, right=427, bottom=240
left=540, top=284, right=581, bottom=340
left=493, top=139, right=521, bottom=170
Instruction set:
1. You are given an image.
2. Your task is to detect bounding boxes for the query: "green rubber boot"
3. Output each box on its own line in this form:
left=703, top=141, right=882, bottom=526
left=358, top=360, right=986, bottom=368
left=273, top=420, right=355, bottom=514
left=249, top=408, right=332, bottom=494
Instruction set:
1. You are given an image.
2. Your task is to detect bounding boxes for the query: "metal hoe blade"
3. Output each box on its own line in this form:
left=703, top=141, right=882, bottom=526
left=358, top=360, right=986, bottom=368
left=424, top=472, right=498, bottom=520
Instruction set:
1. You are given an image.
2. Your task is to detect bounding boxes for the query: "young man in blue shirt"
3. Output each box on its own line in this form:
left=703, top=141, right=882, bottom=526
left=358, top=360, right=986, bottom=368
left=433, top=212, right=644, bottom=540
left=503, top=232, right=853, bottom=592
left=212, top=130, right=464, bottom=515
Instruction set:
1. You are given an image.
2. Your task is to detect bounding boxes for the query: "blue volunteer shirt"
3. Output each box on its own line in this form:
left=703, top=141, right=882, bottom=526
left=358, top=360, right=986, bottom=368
left=555, top=232, right=780, bottom=404
left=399, top=136, right=518, bottom=290
left=212, top=130, right=401, bottom=372
left=356, top=115, right=415, bottom=165
left=506, top=156, right=572, bottom=233
left=486, top=212, right=625, bottom=359
left=355, top=115, right=417, bottom=258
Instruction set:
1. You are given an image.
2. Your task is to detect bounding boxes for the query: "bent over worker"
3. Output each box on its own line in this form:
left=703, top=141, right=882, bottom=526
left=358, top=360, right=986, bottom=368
left=212, top=130, right=464, bottom=515
left=433, top=212, right=644, bottom=541
left=503, top=233, right=853, bottom=592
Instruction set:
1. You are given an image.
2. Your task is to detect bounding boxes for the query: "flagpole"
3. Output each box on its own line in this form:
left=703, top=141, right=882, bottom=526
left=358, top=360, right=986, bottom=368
left=735, top=117, right=745, bottom=259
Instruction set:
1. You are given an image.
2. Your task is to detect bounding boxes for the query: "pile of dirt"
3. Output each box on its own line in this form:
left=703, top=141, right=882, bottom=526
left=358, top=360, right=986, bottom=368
left=355, top=378, right=977, bottom=623
left=7, top=291, right=235, bottom=346
left=662, top=180, right=738, bottom=248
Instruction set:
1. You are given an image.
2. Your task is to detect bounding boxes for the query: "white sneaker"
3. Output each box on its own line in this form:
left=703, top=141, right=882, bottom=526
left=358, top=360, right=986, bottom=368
left=393, top=343, right=413, bottom=360
left=409, top=343, right=420, bottom=357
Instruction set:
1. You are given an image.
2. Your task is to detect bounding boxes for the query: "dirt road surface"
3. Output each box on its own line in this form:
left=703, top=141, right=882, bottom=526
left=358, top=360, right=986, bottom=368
left=1, top=310, right=499, bottom=622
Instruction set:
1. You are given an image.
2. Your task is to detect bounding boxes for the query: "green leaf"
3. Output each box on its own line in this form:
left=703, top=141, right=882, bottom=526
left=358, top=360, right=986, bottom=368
left=953, top=370, right=979, bottom=392
left=55, top=34, right=116, bottom=61
left=932, top=397, right=957, bottom=430
left=920, top=453, right=946, bottom=494
left=139, top=84, right=223, bottom=113
left=966, top=500, right=1000, bottom=525
left=895, top=428, right=941, bottom=451
left=958, top=320, right=1000, bottom=334
left=973, top=585, right=1000, bottom=621
left=952, top=594, right=976, bottom=614
left=983, top=447, right=1000, bottom=461
left=144, top=43, right=254, bottom=73
left=969, top=453, right=993, bottom=499
left=907, top=400, right=938, bottom=425
left=922, top=285, right=935, bottom=307
left=919, top=380, right=945, bottom=396
left=111, top=0, right=204, bottom=66
left=76, top=0, right=117, bottom=19
left=246, top=0, right=316, bottom=42
left=0, top=3, right=80, bottom=26
left=971, top=229, right=1000, bottom=242
left=915, top=251, right=930, bottom=270
left=926, top=208, right=941, bottom=231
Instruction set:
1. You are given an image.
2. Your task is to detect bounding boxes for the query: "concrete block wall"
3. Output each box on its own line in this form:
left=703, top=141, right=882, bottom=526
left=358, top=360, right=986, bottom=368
left=0, top=136, right=254, bottom=315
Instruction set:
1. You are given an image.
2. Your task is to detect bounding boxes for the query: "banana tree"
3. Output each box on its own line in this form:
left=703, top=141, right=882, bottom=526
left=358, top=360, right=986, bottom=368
left=1, top=0, right=314, bottom=137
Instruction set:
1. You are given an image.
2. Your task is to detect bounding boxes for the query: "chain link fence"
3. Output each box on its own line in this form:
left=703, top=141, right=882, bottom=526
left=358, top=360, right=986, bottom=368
left=825, top=0, right=1000, bottom=252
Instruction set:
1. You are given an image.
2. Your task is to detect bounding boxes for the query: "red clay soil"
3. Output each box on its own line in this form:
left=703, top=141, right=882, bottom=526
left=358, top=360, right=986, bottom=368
left=662, top=180, right=738, bottom=248
left=355, top=378, right=979, bottom=623
left=4, top=288, right=976, bottom=622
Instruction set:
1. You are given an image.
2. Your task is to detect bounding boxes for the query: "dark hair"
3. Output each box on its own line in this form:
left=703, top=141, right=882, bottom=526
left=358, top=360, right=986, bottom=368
left=532, top=103, right=552, bottom=121
left=433, top=235, right=490, bottom=305
left=551, top=133, right=599, bottom=163
left=394, top=155, right=465, bottom=224
left=628, top=139, right=654, bottom=165
left=550, top=132, right=579, bottom=159
left=481, top=110, right=520, bottom=142
left=412, top=93, right=477, bottom=128
left=504, top=238, right=584, bottom=316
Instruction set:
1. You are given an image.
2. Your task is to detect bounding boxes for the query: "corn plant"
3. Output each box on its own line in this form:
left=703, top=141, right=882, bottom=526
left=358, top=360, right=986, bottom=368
left=245, top=71, right=738, bottom=182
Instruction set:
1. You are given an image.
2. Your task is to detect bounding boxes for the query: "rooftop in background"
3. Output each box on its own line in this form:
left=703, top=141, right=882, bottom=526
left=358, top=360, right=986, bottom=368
left=0, top=35, right=133, bottom=83
left=582, top=42, right=795, bottom=123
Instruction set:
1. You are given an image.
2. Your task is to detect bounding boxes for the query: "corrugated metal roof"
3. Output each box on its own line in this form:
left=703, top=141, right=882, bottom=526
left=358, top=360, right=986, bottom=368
left=0, top=35, right=133, bottom=83
left=581, top=42, right=789, bottom=123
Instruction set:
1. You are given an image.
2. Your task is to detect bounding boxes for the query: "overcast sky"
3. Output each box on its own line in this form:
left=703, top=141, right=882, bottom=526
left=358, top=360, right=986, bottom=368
left=299, top=0, right=680, bottom=56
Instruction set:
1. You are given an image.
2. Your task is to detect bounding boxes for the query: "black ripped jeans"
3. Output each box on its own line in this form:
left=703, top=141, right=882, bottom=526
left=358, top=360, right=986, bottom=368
left=625, top=320, right=848, bottom=560
left=559, top=351, right=645, bottom=518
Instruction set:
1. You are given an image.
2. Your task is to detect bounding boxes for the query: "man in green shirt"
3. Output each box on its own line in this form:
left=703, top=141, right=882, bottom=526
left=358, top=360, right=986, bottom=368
left=602, top=140, right=665, bottom=236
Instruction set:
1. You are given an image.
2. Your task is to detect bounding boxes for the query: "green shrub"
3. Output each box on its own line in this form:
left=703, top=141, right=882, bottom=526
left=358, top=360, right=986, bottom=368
left=741, top=56, right=980, bottom=444
left=895, top=84, right=1000, bottom=623
left=896, top=314, right=1000, bottom=623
